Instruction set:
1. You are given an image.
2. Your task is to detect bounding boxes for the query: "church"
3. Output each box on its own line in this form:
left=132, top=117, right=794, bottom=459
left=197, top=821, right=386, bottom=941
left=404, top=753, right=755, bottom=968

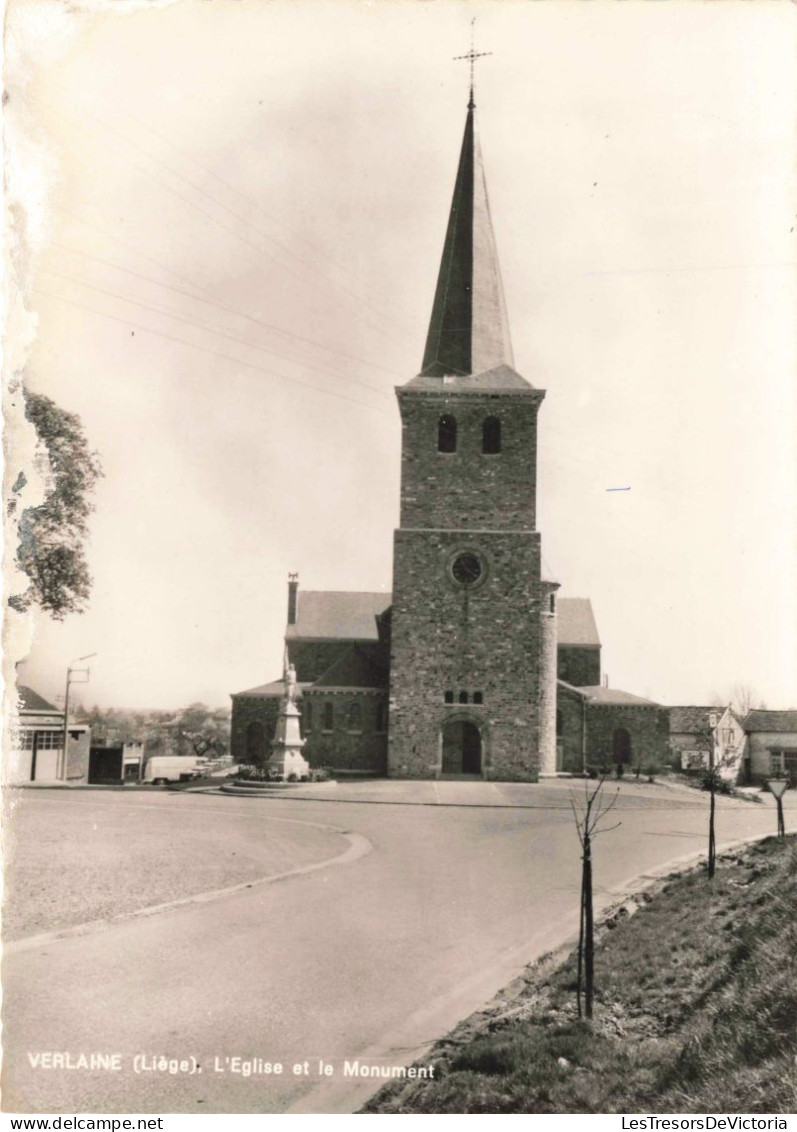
left=231, top=83, right=670, bottom=781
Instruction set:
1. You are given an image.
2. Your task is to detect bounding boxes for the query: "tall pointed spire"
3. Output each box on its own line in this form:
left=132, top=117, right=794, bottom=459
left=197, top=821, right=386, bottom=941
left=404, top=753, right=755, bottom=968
left=420, top=97, right=514, bottom=378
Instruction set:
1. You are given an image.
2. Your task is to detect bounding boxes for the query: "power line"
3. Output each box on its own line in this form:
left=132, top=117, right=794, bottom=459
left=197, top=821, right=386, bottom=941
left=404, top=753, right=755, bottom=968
left=37, top=88, right=411, bottom=351
left=34, top=287, right=393, bottom=417
left=50, top=240, right=406, bottom=383
left=123, top=106, right=419, bottom=329
left=41, top=266, right=396, bottom=401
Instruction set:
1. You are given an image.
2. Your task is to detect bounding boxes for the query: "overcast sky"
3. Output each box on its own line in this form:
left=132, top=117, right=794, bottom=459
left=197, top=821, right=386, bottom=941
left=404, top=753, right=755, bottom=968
left=6, top=0, right=796, bottom=713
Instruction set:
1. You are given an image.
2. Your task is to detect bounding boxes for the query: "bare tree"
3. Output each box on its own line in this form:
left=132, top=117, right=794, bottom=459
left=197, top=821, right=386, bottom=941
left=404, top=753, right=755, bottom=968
left=570, top=778, right=622, bottom=1019
left=729, top=683, right=763, bottom=720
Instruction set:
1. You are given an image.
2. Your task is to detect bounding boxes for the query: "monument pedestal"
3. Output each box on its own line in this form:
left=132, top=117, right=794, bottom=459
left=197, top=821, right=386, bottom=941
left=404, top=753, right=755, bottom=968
left=267, top=700, right=310, bottom=780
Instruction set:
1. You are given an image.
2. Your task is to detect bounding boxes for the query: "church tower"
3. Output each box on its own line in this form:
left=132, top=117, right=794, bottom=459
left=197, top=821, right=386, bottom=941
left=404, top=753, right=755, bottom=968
left=387, top=84, right=558, bottom=780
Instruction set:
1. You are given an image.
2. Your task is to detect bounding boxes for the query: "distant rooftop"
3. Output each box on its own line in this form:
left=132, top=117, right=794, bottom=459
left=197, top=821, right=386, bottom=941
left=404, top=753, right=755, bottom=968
left=743, top=709, right=797, bottom=734
left=17, top=686, right=58, bottom=713
left=669, top=706, right=728, bottom=733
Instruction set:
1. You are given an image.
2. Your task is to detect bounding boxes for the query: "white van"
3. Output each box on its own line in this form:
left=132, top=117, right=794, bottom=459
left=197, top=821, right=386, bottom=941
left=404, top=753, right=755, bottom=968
left=143, top=756, right=203, bottom=785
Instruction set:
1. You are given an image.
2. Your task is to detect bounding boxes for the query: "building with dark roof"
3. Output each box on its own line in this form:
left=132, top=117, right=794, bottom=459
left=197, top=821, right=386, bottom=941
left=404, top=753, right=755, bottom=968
left=668, top=705, right=745, bottom=782
left=9, top=686, right=91, bottom=784
left=742, top=709, right=797, bottom=784
left=230, top=82, right=667, bottom=779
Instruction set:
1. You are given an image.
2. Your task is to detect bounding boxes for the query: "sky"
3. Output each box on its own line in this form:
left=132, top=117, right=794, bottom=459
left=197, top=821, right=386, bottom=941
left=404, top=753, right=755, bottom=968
left=4, top=0, right=796, bottom=713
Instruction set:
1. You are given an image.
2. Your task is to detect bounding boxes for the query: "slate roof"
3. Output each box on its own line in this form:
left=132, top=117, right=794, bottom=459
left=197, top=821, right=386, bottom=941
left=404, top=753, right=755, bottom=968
left=286, top=591, right=391, bottom=641
left=402, top=364, right=535, bottom=394
left=743, top=710, right=797, bottom=734
left=310, top=646, right=388, bottom=690
left=417, top=105, right=515, bottom=380
left=579, top=686, right=661, bottom=707
left=284, top=591, right=598, bottom=649
left=232, top=679, right=311, bottom=699
left=558, top=598, right=600, bottom=647
left=17, top=686, right=58, bottom=712
left=669, top=706, right=727, bottom=733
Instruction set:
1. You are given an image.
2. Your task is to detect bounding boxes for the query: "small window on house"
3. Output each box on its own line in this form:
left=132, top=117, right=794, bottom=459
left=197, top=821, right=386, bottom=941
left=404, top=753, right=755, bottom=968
left=347, top=702, right=362, bottom=733
left=473, top=691, right=483, bottom=705
left=438, top=415, right=457, bottom=453
left=482, top=416, right=501, bottom=454
left=770, top=751, right=784, bottom=775
left=375, top=700, right=387, bottom=733
left=322, top=702, right=334, bottom=732
left=458, top=691, right=469, bottom=704
left=37, top=731, right=65, bottom=750
left=444, top=691, right=454, bottom=704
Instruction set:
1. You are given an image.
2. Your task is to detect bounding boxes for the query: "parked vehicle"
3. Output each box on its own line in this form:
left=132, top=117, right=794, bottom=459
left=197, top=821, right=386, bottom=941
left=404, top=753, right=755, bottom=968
left=142, top=756, right=203, bottom=785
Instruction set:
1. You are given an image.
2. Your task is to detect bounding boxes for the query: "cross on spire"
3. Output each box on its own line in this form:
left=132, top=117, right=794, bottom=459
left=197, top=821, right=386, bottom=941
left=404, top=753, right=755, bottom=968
left=453, top=18, right=492, bottom=110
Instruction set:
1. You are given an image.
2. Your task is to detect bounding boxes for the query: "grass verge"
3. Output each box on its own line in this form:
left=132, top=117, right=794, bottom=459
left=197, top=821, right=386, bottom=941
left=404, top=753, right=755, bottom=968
left=362, top=835, right=796, bottom=1114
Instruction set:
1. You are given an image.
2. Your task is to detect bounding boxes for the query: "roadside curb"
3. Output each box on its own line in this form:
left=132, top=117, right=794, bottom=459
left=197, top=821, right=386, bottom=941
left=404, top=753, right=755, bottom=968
left=5, top=818, right=372, bottom=955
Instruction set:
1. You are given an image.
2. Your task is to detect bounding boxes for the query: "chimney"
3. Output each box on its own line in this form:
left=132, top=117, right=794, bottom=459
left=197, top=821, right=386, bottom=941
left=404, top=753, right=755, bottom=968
left=287, top=573, right=299, bottom=626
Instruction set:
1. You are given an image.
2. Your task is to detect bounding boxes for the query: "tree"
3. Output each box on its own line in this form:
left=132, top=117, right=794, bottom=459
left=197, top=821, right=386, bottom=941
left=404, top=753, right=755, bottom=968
left=570, top=777, right=621, bottom=1019
left=695, top=713, right=738, bottom=879
left=174, top=703, right=230, bottom=757
left=9, top=390, right=103, bottom=619
left=729, top=684, right=764, bottom=719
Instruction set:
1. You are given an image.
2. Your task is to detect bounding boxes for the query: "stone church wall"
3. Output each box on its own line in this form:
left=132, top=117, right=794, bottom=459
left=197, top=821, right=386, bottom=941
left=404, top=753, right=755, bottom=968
left=584, top=703, right=670, bottom=772
left=389, top=527, right=543, bottom=780
left=557, top=684, right=587, bottom=773
left=231, top=695, right=280, bottom=766
left=397, top=395, right=542, bottom=532
left=302, top=690, right=387, bottom=774
left=557, top=646, right=601, bottom=688
left=287, top=641, right=351, bottom=684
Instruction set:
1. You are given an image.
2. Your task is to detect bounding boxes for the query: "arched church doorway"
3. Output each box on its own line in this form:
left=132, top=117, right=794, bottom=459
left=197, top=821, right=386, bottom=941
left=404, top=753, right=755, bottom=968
left=442, top=719, right=482, bottom=776
left=612, top=727, right=632, bottom=765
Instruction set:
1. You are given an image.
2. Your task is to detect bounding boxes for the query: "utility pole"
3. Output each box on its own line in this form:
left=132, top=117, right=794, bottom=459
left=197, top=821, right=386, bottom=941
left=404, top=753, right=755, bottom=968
left=61, top=653, right=96, bottom=780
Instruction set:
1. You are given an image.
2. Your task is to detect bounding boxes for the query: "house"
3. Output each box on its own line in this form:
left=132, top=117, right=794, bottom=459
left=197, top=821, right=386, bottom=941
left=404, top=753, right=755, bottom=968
left=668, top=705, right=745, bottom=782
left=742, top=710, right=797, bottom=785
left=9, top=686, right=91, bottom=784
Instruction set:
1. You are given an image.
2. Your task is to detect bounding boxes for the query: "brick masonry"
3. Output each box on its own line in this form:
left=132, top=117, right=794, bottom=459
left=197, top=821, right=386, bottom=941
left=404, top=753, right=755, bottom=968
left=558, top=646, right=601, bottom=688
left=230, top=695, right=280, bottom=766
left=389, top=387, right=548, bottom=781
left=302, top=689, right=388, bottom=773
left=556, top=684, right=670, bottom=773
left=397, top=392, right=544, bottom=531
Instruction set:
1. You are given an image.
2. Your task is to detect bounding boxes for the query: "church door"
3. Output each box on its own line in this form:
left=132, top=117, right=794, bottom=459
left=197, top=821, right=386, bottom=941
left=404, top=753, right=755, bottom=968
left=442, top=720, right=482, bottom=775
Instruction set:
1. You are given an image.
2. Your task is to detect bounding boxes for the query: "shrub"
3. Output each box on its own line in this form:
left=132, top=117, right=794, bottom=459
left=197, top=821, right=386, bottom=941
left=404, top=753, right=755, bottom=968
left=701, top=771, right=733, bottom=795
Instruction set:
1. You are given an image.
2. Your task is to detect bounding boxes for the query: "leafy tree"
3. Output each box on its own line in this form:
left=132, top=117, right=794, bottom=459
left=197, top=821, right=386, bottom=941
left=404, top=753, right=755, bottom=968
left=173, top=703, right=230, bottom=757
left=9, top=390, right=103, bottom=619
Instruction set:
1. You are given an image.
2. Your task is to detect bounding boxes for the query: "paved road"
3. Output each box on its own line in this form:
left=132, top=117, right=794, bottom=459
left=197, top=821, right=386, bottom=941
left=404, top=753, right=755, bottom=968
left=3, top=782, right=792, bottom=1114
